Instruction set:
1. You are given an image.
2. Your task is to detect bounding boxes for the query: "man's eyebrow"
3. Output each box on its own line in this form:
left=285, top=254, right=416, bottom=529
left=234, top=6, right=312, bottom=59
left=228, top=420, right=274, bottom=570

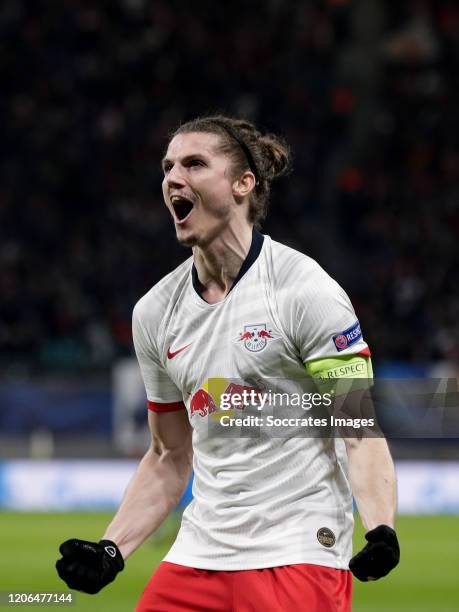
left=161, top=153, right=209, bottom=169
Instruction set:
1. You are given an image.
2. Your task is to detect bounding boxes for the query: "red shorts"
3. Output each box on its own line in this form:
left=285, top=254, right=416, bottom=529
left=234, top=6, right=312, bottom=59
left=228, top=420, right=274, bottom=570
left=136, top=561, right=352, bottom=612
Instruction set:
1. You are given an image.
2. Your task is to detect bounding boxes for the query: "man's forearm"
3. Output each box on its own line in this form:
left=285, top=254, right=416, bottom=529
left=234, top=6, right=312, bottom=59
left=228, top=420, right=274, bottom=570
left=102, top=446, right=192, bottom=559
left=346, top=437, right=397, bottom=531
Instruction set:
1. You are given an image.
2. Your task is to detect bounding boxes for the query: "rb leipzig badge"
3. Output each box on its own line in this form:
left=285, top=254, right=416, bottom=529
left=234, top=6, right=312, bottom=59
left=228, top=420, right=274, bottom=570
left=238, top=324, right=274, bottom=353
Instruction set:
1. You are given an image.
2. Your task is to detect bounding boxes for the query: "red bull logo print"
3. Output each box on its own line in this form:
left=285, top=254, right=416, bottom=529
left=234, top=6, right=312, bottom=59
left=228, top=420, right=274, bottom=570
left=238, top=323, right=274, bottom=353
left=190, top=377, right=261, bottom=418
left=189, top=387, right=218, bottom=418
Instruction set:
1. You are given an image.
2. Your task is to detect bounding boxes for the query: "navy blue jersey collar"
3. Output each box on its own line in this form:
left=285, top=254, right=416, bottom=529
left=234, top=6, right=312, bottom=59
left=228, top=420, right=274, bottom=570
left=192, top=228, right=264, bottom=300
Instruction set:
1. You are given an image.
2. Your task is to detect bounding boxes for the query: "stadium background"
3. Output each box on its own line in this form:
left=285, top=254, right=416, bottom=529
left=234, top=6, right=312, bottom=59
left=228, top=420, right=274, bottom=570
left=0, top=0, right=458, bottom=610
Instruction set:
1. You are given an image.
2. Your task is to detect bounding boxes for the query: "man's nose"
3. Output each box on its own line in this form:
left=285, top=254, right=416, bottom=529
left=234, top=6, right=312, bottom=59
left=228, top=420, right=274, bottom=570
left=166, top=164, right=186, bottom=186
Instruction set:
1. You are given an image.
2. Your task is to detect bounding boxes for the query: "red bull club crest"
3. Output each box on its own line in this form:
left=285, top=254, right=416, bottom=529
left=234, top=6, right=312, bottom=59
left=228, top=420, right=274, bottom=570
left=238, top=324, right=274, bottom=352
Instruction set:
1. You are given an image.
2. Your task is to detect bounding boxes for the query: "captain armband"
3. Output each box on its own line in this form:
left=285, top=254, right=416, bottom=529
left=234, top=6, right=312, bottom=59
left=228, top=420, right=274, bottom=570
left=304, top=354, right=373, bottom=396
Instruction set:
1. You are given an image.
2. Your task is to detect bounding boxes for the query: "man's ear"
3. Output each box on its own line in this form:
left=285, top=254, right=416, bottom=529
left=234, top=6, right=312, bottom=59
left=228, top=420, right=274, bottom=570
left=232, top=171, right=257, bottom=199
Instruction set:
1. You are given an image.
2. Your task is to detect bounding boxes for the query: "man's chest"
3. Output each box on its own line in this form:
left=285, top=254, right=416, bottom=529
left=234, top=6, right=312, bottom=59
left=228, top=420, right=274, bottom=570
left=159, top=295, right=299, bottom=407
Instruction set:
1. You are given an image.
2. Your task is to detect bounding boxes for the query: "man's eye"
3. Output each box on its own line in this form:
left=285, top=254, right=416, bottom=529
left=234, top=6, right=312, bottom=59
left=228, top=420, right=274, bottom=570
left=189, top=159, right=204, bottom=167
left=163, top=164, right=172, bottom=173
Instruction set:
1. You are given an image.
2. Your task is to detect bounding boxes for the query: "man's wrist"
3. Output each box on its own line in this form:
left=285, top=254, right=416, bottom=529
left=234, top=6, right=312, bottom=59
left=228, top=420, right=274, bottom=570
left=364, top=521, right=395, bottom=531
left=98, top=540, right=124, bottom=570
left=101, top=534, right=132, bottom=561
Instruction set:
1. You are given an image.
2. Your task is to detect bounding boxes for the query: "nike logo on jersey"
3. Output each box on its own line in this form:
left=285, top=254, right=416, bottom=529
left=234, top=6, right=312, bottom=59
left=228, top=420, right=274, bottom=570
left=167, top=343, right=192, bottom=359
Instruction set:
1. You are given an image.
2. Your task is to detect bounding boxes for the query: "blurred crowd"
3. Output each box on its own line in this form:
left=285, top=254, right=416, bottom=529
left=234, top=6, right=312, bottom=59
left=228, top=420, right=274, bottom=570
left=0, top=0, right=458, bottom=375
left=338, top=1, right=459, bottom=364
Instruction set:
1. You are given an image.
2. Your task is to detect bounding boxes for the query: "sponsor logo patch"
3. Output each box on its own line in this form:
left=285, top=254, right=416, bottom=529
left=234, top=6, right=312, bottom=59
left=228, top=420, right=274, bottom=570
left=317, top=527, right=336, bottom=548
left=189, top=377, right=262, bottom=418
left=332, top=321, right=362, bottom=352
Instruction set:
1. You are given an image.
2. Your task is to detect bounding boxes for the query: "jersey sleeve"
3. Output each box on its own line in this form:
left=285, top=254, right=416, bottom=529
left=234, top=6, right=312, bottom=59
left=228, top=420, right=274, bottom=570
left=132, top=301, right=185, bottom=413
left=285, top=261, right=370, bottom=363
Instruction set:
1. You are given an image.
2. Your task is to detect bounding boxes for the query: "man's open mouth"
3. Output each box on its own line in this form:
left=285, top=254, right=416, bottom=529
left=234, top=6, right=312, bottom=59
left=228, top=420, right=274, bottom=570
left=171, top=196, right=194, bottom=222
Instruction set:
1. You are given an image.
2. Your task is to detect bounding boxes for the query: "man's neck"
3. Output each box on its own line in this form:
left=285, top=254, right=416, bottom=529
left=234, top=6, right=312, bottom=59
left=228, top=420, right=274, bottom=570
left=192, top=224, right=253, bottom=304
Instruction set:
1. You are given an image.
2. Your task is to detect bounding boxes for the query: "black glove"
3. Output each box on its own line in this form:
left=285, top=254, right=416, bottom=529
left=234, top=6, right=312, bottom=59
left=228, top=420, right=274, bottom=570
left=349, top=525, right=400, bottom=582
left=56, top=539, right=124, bottom=594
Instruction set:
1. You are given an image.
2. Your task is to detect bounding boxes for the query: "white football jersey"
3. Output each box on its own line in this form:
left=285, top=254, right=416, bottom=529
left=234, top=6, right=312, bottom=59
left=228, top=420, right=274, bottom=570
left=133, top=231, right=369, bottom=570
